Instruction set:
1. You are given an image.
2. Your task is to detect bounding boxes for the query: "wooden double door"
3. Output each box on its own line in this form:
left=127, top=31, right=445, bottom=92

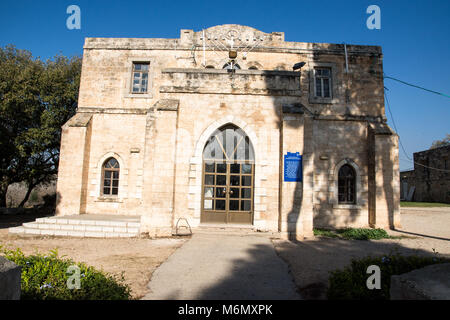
left=201, top=161, right=254, bottom=224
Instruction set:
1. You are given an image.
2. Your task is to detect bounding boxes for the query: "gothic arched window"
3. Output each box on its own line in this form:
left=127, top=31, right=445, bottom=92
left=102, top=157, right=120, bottom=196
left=338, top=164, right=356, bottom=204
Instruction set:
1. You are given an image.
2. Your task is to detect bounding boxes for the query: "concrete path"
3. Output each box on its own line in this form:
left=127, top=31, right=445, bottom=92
left=142, top=233, right=301, bottom=300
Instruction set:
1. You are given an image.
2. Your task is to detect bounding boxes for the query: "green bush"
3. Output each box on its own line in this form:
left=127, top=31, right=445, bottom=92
left=314, top=228, right=397, bottom=240
left=1, top=247, right=131, bottom=300
left=327, top=252, right=449, bottom=300
left=338, top=228, right=391, bottom=240
left=29, top=191, right=39, bottom=203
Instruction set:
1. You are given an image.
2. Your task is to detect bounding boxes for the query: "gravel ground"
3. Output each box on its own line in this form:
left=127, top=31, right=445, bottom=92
left=1, top=207, right=448, bottom=300
left=273, top=207, right=450, bottom=299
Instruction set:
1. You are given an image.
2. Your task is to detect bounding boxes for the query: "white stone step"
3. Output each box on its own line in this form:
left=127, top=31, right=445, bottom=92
left=8, top=215, right=141, bottom=238
left=192, top=225, right=281, bottom=238
left=34, top=217, right=140, bottom=228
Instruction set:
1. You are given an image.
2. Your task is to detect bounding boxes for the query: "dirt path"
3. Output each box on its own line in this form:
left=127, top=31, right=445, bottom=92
left=273, top=207, right=450, bottom=299
left=0, top=231, right=186, bottom=299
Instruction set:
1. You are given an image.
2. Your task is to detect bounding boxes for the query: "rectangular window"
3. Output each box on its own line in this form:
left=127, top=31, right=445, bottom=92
left=131, top=62, right=149, bottom=93
left=314, top=67, right=332, bottom=98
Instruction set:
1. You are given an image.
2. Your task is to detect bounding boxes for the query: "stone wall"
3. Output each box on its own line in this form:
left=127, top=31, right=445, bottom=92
left=55, top=24, right=399, bottom=237
left=400, top=145, right=450, bottom=203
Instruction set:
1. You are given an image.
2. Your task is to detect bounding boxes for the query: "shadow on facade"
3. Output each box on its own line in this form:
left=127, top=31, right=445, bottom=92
left=264, top=47, right=396, bottom=238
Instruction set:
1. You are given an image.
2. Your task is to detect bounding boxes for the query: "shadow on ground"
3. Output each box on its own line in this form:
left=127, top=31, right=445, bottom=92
left=0, top=207, right=55, bottom=229
left=145, top=231, right=448, bottom=300
left=144, top=234, right=300, bottom=300
left=273, top=237, right=448, bottom=299
left=195, top=242, right=300, bottom=300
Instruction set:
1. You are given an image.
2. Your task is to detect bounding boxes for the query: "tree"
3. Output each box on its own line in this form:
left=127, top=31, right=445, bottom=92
left=430, top=134, right=450, bottom=149
left=0, top=45, right=81, bottom=207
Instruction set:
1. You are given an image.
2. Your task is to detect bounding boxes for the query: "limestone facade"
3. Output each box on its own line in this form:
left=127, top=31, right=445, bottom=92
left=55, top=25, right=400, bottom=239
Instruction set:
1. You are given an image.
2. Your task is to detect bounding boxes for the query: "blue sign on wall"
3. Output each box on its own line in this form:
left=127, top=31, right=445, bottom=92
left=284, top=152, right=302, bottom=182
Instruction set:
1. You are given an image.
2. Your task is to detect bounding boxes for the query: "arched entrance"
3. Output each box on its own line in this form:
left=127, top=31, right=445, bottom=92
left=201, top=124, right=255, bottom=224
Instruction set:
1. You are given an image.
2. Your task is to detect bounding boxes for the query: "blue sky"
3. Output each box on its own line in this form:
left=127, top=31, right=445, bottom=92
left=1, top=0, right=449, bottom=171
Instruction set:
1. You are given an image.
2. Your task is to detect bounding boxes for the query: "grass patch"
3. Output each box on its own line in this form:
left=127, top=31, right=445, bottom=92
left=400, top=201, right=450, bottom=207
left=314, top=228, right=403, bottom=240
left=313, top=228, right=340, bottom=238
left=327, top=251, right=449, bottom=299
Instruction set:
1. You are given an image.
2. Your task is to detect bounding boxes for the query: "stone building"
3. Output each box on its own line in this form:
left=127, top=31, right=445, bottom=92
left=55, top=24, right=400, bottom=239
left=400, top=145, right=450, bottom=203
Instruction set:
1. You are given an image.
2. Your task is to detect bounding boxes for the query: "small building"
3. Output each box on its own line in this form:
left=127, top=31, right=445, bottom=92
left=400, top=145, right=450, bottom=203
left=55, top=25, right=401, bottom=239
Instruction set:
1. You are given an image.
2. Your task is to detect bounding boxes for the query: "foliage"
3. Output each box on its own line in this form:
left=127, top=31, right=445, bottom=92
left=29, top=190, right=38, bottom=203
left=400, top=201, right=450, bottom=207
left=430, top=133, right=450, bottom=149
left=1, top=247, right=131, bottom=300
left=0, top=45, right=81, bottom=207
left=313, top=228, right=340, bottom=238
left=327, top=251, right=449, bottom=300
left=314, top=228, right=399, bottom=240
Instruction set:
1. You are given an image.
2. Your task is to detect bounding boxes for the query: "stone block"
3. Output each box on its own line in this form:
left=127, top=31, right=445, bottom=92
left=0, top=256, right=21, bottom=300
left=8, top=227, right=25, bottom=234
left=390, top=263, right=450, bottom=300
left=84, top=232, right=105, bottom=238
left=85, top=226, right=102, bottom=232
left=67, top=231, right=85, bottom=237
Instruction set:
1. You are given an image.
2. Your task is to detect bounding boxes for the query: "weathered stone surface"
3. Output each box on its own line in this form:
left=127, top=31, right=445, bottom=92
left=390, top=263, right=450, bottom=300
left=153, top=99, right=179, bottom=111
left=0, top=256, right=21, bottom=300
left=400, top=145, right=450, bottom=203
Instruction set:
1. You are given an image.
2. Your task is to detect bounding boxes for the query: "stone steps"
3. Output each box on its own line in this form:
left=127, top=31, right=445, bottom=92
left=8, top=215, right=141, bottom=238
left=192, top=225, right=281, bottom=238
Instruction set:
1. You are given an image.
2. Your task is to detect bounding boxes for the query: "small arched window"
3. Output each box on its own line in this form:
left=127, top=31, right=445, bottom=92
left=223, top=62, right=241, bottom=70
left=205, top=65, right=215, bottom=69
left=338, top=164, right=356, bottom=204
left=102, top=157, right=120, bottom=196
left=248, top=66, right=258, bottom=70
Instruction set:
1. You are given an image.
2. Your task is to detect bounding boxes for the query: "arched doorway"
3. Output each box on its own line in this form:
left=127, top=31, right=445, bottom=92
left=201, top=124, right=255, bottom=224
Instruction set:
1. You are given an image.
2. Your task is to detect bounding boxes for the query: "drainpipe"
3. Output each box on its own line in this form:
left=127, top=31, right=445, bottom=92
left=344, top=43, right=350, bottom=105
left=202, top=29, right=206, bottom=67
left=344, top=43, right=349, bottom=73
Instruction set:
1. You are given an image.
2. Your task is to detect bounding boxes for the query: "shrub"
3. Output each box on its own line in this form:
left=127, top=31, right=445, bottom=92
left=313, top=228, right=340, bottom=238
left=337, top=228, right=391, bottom=240
left=314, top=228, right=397, bottom=240
left=29, top=191, right=39, bottom=203
left=1, top=247, right=131, bottom=300
left=42, top=193, right=56, bottom=208
left=327, top=251, right=449, bottom=300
